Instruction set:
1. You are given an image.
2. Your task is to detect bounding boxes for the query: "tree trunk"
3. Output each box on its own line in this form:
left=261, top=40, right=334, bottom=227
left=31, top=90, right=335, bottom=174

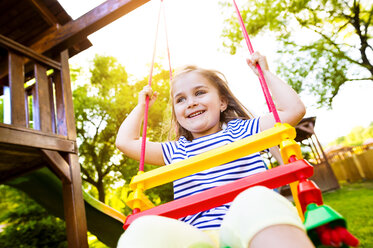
left=97, top=181, right=106, bottom=203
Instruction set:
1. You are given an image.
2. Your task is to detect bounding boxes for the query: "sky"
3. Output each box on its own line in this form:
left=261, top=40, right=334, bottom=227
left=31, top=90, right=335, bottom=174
left=58, top=0, right=373, bottom=146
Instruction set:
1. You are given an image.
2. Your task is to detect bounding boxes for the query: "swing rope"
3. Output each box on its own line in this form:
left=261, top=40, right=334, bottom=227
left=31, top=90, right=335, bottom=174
left=139, top=0, right=282, bottom=169
left=162, top=0, right=173, bottom=81
left=232, top=0, right=281, bottom=123
left=139, top=0, right=172, bottom=172
left=140, top=0, right=281, bottom=172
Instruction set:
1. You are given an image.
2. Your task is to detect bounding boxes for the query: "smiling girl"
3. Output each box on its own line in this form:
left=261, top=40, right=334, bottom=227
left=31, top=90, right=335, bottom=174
left=115, top=52, right=313, bottom=248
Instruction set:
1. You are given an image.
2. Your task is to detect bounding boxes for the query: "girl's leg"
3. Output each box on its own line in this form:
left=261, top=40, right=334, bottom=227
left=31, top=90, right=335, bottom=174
left=219, top=186, right=314, bottom=248
left=249, top=224, right=314, bottom=248
left=117, top=215, right=216, bottom=248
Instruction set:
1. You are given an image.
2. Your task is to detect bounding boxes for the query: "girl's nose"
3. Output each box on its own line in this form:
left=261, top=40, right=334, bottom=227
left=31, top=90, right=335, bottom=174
left=187, top=97, right=198, bottom=108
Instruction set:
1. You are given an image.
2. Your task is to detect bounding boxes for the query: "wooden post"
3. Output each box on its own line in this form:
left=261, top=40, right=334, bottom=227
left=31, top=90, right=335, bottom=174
left=55, top=49, right=88, bottom=247
left=62, top=153, right=88, bottom=248
left=54, top=50, right=76, bottom=139
left=34, top=63, right=52, bottom=132
left=8, top=51, right=26, bottom=127
left=312, top=132, right=340, bottom=190
left=309, top=137, right=322, bottom=164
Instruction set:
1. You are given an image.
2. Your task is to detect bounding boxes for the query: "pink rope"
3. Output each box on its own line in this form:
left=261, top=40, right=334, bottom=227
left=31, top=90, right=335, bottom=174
left=139, top=0, right=173, bottom=171
left=162, top=0, right=173, bottom=80
left=232, top=0, right=281, bottom=123
left=139, top=1, right=163, bottom=172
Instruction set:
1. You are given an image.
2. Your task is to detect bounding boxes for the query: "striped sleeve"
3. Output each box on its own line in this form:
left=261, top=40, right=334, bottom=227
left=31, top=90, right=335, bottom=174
left=244, top=117, right=269, bottom=152
left=229, top=118, right=260, bottom=137
left=161, top=140, right=178, bottom=165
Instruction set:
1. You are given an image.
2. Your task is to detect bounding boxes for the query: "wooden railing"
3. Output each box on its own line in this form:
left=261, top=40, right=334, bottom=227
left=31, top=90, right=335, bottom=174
left=0, top=34, right=88, bottom=247
left=0, top=34, right=76, bottom=152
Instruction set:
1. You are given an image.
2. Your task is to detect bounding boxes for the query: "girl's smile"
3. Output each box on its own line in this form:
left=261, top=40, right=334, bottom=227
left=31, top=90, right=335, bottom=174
left=172, top=71, right=227, bottom=139
left=187, top=110, right=205, bottom=118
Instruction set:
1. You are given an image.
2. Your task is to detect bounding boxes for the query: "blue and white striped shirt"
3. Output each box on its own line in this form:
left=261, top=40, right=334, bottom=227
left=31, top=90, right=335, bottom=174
left=161, top=118, right=267, bottom=230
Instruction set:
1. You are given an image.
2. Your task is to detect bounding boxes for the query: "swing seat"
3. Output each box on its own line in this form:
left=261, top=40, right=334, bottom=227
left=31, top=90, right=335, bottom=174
left=130, top=123, right=296, bottom=192
left=123, top=159, right=313, bottom=229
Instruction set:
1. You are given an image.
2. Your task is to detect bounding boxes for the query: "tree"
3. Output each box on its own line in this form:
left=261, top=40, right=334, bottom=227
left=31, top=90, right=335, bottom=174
left=0, top=185, right=67, bottom=248
left=221, top=0, right=373, bottom=107
left=362, top=122, right=373, bottom=140
left=73, top=55, right=173, bottom=205
left=346, top=126, right=365, bottom=146
left=328, top=122, right=373, bottom=146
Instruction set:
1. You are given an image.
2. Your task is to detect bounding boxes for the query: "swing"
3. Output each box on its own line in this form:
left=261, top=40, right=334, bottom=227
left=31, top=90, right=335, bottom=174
left=122, top=1, right=359, bottom=247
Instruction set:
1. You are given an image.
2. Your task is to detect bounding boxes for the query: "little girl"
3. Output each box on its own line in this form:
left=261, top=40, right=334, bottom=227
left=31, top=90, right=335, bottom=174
left=115, top=52, right=314, bottom=248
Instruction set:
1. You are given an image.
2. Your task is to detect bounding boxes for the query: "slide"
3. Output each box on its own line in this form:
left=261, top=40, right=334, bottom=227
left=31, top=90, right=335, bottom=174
left=5, top=167, right=125, bottom=247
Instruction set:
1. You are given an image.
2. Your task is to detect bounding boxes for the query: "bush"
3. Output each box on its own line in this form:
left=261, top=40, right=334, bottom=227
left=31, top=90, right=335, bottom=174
left=0, top=186, right=67, bottom=248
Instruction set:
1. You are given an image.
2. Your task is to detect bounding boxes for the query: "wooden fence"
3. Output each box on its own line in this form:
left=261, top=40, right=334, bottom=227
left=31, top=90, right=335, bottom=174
left=328, top=145, right=373, bottom=183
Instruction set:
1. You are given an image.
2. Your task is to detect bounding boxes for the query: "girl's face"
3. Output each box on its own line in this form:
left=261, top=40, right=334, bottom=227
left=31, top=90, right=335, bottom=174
left=172, top=71, right=227, bottom=139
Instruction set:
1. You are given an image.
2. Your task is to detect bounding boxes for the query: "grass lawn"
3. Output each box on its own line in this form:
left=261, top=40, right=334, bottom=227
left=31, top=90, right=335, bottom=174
left=320, top=180, right=373, bottom=248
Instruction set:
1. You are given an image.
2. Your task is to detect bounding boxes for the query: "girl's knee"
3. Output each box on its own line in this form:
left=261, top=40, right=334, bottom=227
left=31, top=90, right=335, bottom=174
left=117, top=215, right=216, bottom=248
left=231, top=186, right=296, bottom=213
left=117, top=216, right=163, bottom=247
left=129, top=215, right=168, bottom=230
left=220, top=186, right=305, bottom=247
left=234, top=186, right=278, bottom=204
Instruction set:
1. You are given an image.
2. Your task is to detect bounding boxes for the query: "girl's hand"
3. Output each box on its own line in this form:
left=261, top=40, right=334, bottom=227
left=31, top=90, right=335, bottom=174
left=116, top=84, right=164, bottom=166
left=246, top=52, right=269, bottom=76
left=138, top=85, right=158, bottom=107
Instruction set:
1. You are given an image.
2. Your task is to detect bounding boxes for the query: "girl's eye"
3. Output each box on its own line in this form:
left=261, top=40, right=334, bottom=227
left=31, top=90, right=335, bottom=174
left=195, top=90, right=206, bottom=96
left=176, top=96, right=185, bottom=103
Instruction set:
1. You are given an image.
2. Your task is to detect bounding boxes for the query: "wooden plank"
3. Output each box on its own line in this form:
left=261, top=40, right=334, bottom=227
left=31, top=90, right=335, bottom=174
left=62, top=179, right=82, bottom=247
left=53, top=67, right=66, bottom=136
left=62, top=153, right=88, bottom=248
left=0, top=2, right=30, bottom=40
left=9, top=51, right=26, bottom=127
left=16, top=9, right=49, bottom=45
left=0, top=143, right=44, bottom=184
left=41, top=149, right=71, bottom=183
left=56, top=50, right=76, bottom=140
left=0, top=123, right=76, bottom=153
left=34, top=63, right=52, bottom=132
left=69, top=153, right=88, bottom=247
left=30, top=0, right=150, bottom=54
left=26, top=0, right=59, bottom=26
left=0, top=34, right=61, bottom=70
left=19, top=12, right=50, bottom=46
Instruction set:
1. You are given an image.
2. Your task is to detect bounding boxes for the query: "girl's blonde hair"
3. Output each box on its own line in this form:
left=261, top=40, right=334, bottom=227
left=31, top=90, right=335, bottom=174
left=170, top=65, right=254, bottom=141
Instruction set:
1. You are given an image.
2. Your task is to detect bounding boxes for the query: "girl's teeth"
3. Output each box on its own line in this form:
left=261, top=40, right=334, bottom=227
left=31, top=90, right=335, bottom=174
left=190, top=111, right=203, bottom=117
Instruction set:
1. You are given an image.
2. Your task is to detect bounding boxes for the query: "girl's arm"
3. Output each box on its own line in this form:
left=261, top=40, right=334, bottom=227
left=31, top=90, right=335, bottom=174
left=115, top=86, right=165, bottom=166
left=246, top=52, right=306, bottom=131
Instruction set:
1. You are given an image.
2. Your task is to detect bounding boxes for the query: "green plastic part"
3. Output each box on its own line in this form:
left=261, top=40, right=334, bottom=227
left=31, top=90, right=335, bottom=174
left=303, top=203, right=347, bottom=246
left=304, top=203, right=346, bottom=231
